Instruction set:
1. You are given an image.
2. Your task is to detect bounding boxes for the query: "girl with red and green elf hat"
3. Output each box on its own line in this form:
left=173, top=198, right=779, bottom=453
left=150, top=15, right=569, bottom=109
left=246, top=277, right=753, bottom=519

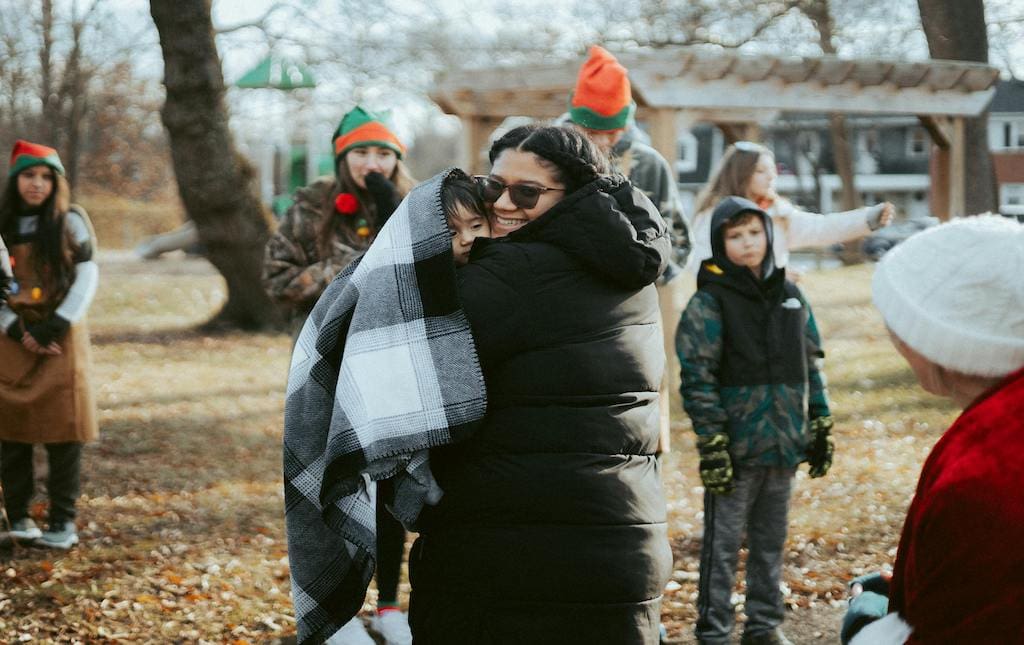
left=262, top=106, right=415, bottom=334
left=0, top=140, right=100, bottom=550
left=262, top=107, right=416, bottom=644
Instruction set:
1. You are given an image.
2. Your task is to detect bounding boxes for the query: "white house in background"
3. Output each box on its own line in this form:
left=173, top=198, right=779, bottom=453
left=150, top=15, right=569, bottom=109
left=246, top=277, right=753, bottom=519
left=988, top=80, right=1024, bottom=212
left=675, top=115, right=933, bottom=220
left=675, top=79, right=1024, bottom=220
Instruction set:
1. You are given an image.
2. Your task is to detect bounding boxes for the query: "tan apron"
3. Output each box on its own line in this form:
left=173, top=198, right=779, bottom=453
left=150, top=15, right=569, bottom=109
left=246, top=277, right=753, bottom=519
left=0, top=240, right=97, bottom=443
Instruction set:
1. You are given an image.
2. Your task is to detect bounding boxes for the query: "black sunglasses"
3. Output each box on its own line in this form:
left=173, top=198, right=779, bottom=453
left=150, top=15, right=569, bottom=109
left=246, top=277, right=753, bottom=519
left=473, top=175, right=564, bottom=210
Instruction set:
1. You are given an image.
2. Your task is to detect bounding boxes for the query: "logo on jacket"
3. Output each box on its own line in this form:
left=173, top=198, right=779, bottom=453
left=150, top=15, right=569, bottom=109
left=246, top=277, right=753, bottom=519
left=781, top=297, right=802, bottom=310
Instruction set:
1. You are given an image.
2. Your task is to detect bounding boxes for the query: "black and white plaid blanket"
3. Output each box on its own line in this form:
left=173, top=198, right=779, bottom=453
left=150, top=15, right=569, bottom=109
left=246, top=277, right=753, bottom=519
left=283, top=168, right=487, bottom=644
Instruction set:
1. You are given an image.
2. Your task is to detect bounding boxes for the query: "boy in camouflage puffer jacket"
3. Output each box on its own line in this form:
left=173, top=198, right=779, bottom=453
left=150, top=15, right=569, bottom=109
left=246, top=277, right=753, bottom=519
left=675, top=195, right=833, bottom=645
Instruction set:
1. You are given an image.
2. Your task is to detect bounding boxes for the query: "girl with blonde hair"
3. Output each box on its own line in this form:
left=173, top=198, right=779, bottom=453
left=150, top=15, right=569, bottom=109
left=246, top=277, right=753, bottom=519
left=688, top=141, right=893, bottom=273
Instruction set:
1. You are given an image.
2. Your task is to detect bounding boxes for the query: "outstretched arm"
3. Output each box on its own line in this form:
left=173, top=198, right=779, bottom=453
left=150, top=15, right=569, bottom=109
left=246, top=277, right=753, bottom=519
left=781, top=202, right=892, bottom=251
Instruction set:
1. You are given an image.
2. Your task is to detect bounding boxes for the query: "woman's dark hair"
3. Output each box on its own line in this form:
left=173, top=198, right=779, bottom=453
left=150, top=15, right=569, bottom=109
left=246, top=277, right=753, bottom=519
left=442, top=172, right=486, bottom=222
left=488, top=124, right=611, bottom=194
left=0, top=168, right=76, bottom=295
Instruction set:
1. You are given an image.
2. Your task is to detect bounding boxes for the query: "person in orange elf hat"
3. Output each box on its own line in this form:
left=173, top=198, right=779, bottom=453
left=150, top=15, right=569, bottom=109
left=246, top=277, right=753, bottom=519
left=567, top=45, right=691, bottom=467
left=262, top=105, right=416, bottom=335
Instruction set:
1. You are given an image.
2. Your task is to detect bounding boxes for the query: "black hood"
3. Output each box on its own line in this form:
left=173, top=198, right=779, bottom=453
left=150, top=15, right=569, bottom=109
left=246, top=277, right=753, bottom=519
left=708, top=196, right=776, bottom=277
left=493, top=174, right=671, bottom=290
left=699, top=196, right=783, bottom=298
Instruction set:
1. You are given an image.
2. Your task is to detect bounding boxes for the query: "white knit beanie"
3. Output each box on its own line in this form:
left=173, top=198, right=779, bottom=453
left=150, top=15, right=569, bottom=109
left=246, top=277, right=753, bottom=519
left=872, top=215, right=1024, bottom=377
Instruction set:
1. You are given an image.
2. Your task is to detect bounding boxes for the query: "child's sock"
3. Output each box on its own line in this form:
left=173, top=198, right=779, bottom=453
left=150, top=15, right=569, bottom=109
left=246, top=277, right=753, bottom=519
left=377, top=602, right=401, bottom=615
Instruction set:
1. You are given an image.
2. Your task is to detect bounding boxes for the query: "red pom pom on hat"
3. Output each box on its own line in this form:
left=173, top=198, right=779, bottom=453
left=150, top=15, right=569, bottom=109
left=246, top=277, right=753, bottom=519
left=335, top=193, right=359, bottom=215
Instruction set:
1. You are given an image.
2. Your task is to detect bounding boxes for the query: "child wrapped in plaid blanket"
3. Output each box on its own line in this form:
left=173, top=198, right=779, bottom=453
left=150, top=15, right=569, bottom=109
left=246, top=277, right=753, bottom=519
left=283, top=168, right=488, bottom=643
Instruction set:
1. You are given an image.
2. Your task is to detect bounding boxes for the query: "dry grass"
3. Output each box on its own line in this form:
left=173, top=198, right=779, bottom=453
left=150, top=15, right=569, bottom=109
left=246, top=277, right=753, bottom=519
left=0, top=257, right=958, bottom=643
left=76, top=193, right=186, bottom=250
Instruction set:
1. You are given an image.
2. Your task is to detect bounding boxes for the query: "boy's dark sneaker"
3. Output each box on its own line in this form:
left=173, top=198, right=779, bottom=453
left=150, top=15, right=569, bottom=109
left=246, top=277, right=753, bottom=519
left=740, top=628, right=794, bottom=645
left=1, top=518, right=43, bottom=543
left=36, top=521, right=78, bottom=550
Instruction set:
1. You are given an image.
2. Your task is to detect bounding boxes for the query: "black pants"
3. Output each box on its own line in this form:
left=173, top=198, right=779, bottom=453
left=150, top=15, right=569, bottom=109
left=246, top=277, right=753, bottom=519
left=376, top=478, right=406, bottom=605
left=0, top=441, right=82, bottom=525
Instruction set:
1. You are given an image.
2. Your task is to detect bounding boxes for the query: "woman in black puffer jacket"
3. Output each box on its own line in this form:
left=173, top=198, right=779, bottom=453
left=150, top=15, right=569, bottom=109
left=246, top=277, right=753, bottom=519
left=409, top=125, right=674, bottom=644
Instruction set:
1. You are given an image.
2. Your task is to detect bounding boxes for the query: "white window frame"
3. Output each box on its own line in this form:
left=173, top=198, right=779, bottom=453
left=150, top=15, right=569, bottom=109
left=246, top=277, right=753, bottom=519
left=991, top=118, right=1024, bottom=151
left=675, top=130, right=699, bottom=174
left=906, top=127, right=929, bottom=158
left=1001, top=183, right=1024, bottom=207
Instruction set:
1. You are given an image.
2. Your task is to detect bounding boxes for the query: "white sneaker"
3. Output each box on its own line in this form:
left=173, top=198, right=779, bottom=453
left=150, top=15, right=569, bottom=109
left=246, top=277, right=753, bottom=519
left=371, top=610, right=413, bottom=645
left=36, top=521, right=79, bottom=550
left=1, top=518, right=42, bottom=543
left=326, top=616, right=375, bottom=645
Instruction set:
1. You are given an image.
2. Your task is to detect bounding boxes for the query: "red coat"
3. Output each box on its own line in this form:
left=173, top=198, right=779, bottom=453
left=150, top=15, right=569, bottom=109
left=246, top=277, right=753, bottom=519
left=888, top=367, right=1024, bottom=643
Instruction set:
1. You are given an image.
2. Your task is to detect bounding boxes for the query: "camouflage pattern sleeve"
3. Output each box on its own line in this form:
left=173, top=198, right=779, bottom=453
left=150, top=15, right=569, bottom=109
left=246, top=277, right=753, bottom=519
left=675, top=290, right=727, bottom=437
left=801, top=293, right=832, bottom=419
left=652, top=156, right=691, bottom=268
left=261, top=192, right=360, bottom=309
left=625, top=142, right=691, bottom=268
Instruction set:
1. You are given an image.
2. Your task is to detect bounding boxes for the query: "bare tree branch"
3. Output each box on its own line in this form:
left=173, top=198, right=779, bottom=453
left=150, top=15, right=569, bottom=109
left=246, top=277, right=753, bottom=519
left=213, top=2, right=290, bottom=34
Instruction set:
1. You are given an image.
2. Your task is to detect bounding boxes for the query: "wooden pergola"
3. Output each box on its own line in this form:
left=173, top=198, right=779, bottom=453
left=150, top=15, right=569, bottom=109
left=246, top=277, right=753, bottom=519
left=430, top=47, right=1000, bottom=219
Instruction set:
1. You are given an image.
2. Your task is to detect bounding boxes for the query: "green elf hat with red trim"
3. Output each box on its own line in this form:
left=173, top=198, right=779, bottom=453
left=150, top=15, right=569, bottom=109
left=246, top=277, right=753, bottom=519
left=568, top=45, right=636, bottom=132
left=8, top=140, right=65, bottom=178
left=331, top=106, right=406, bottom=165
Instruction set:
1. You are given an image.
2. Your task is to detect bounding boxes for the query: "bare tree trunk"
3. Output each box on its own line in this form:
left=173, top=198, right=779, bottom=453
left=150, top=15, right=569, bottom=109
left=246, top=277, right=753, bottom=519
left=917, top=0, right=998, bottom=214
left=38, top=0, right=59, bottom=144
left=61, top=14, right=87, bottom=186
left=799, top=0, right=864, bottom=262
left=149, top=0, right=281, bottom=330
left=828, top=114, right=860, bottom=210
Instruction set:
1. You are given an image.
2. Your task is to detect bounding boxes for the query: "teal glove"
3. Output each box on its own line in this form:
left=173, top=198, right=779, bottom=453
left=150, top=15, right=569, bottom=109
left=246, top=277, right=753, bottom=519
left=840, top=591, right=889, bottom=644
left=696, top=432, right=734, bottom=495
left=807, top=415, right=834, bottom=478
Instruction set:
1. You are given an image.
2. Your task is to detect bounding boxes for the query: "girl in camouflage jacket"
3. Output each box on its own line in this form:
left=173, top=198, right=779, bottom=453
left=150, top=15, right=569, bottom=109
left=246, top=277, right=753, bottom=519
left=262, top=106, right=416, bottom=332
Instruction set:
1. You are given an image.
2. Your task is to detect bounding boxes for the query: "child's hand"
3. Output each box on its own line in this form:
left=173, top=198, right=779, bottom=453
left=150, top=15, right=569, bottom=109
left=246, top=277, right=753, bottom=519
left=22, top=332, right=61, bottom=355
left=807, top=415, right=834, bottom=478
left=696, top=432, right=734, bottom=494
left=866, top=202, right=894, bottom=231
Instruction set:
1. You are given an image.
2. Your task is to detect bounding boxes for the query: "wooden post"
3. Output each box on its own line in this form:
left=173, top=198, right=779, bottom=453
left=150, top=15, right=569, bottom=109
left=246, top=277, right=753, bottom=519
left=949, top=116, right=966, bottom=218
left=462, top=116, right=501, bottom=175
left=647, top=108, right=679, bottom=169
left=920, top=115, right=952, bottom=221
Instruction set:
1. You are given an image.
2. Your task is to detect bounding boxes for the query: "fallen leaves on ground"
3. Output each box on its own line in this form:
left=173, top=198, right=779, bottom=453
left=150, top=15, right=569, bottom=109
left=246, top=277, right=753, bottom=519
left=1, top=256, right=957, bottom=644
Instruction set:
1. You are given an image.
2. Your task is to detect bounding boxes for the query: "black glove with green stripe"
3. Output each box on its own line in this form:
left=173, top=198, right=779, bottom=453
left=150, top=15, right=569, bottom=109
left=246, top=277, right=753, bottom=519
left=807, top=415, right=834, bottom=478
left=697, top=432, right=734, bottom=495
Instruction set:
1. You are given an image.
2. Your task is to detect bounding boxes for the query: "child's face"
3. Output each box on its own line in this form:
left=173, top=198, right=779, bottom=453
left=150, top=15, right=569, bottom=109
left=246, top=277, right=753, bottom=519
left=723, top=215, right=767, bottom=275
left=745, top=153, right=777, bottom=202
left=449, top=205, right=491, bottom=265
left=17, top=165, right=55, bottom=207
